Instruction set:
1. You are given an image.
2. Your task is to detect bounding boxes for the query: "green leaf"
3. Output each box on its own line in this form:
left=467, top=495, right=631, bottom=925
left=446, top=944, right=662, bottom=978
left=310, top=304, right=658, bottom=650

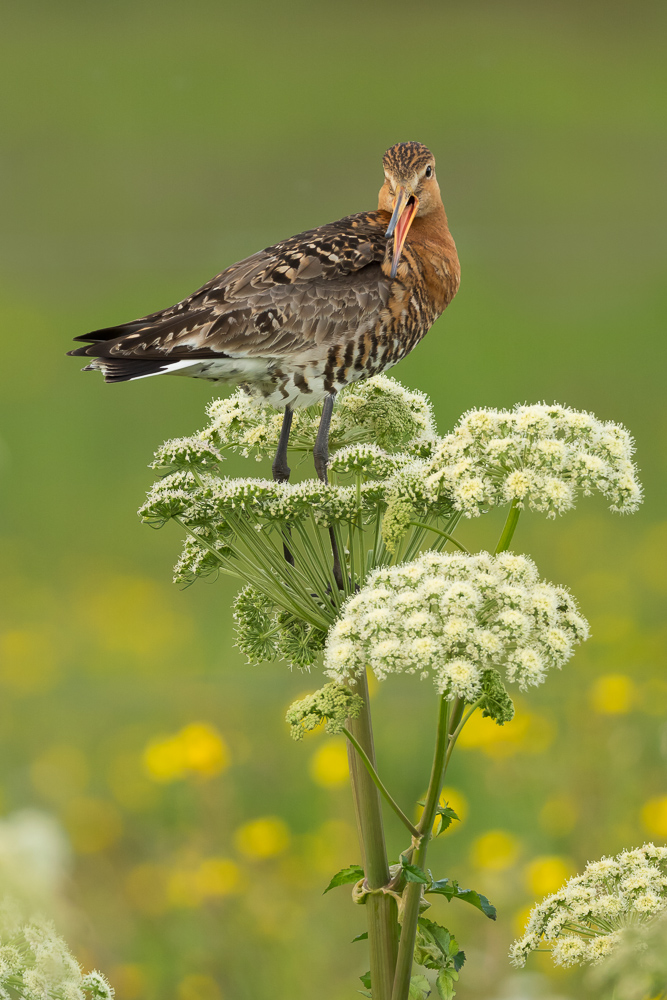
left=402, top=862, right=431, bottom=884
left=359, top=971, right=371, bottom=989
left=409, top=974, right=431, bottom=999
left=434, top=803, right=460, bottom=836
left=324, top=864, right=364, bottom=894
left=436, top=970, right=456, bottom=1000
left=427, top=877, right=496, bottom=920
left=351, top=931, right=368, bottom=943
left=358, top=993, right=372, bottom=998
left=414, top=918, right=466, bottom=976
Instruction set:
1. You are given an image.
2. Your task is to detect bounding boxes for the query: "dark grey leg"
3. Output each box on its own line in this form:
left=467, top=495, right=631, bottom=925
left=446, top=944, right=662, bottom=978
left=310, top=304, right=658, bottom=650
left=272, top=406, right=293, bottom=483
left=314, top=393, right=344, bottom=590
left=314, top=393, right=335, bottom=481
left=272, top=406, right=294, bottom=566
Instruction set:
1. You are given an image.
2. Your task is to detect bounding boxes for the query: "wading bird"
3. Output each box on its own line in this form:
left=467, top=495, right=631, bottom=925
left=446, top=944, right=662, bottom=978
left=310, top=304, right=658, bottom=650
left=70, top=141, right=460, bottom=486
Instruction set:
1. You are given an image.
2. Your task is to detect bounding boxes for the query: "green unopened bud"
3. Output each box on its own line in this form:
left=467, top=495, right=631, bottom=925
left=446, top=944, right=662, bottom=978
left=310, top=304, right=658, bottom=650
left=286, top=682, right=363, bottom=740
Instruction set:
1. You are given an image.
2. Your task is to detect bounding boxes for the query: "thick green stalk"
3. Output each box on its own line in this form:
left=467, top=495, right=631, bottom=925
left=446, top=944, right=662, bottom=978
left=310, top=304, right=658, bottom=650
left=495, top=499, right=522, bottom=554
left=391, top=696, right=450, bottom=1000
left=346, top=670, right=399, bottom=1000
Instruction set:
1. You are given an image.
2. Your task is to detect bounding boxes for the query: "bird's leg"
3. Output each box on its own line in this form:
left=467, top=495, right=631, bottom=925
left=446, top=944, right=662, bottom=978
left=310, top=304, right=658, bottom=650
left=273, top=406, right=295, bottom=566
left=314, top=393, right=344, bottom=591
left=272, top=406, right=293, bottom=483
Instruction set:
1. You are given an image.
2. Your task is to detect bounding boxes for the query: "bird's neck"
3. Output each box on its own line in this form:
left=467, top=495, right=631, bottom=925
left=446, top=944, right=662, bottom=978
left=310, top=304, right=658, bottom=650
left=410, top=203, right=453, bottom=253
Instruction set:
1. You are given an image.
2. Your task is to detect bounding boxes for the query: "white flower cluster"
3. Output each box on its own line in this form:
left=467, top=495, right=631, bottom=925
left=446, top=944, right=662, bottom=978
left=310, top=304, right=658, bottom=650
left=511, top=844, right=667, bottom=969
left=0, top=898, right=113, bottom=998
left=324, top=551, right=588, bottom=698
left=199, top=374, right=436, bottom=461
left=386, top=403, right=642, bottom=523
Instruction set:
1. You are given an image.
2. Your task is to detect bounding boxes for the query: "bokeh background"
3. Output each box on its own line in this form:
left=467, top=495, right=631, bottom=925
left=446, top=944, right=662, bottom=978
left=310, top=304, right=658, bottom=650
left=1, top=1, right=666, bottom=997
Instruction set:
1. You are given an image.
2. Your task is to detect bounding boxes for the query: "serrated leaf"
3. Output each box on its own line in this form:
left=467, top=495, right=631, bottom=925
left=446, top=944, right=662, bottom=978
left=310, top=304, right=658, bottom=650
left=323, top=864, right=364, bottom=894
left=436, top=970, right=456, bottom=1000
left=358, top=992, right=372, bottom=998
left=351, top=931, right=368, bottom=943
left=402, top=862, right=431, bottom=884
left=359, top=971, right=371, bottom=989
left=453, top=950, right=466, bottom=973
left=434, top=804, right=460, bottom=836
left=409, top=974, right=431, bottom=999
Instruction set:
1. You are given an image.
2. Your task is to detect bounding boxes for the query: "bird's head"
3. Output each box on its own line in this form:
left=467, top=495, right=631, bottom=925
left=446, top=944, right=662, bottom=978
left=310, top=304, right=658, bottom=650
left=378, top=142, right=441, bottom=278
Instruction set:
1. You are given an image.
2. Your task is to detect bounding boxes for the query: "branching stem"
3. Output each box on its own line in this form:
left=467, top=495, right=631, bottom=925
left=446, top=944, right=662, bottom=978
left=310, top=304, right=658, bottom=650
left=342, top=727, right=420, bottom=840
left=495, top=499, right=522, bottom=554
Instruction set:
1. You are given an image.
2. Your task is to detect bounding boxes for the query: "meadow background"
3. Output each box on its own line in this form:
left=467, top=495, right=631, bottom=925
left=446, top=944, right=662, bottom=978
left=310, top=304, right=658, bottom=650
left=1, top=1, right=666, bottom=998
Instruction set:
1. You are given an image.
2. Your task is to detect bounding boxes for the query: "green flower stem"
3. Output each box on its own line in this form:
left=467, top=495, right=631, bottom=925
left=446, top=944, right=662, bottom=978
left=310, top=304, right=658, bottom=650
left=342, top=727, right=420, bottom=840
left=444, top=698, right=483, bottom=771
left=346, top=670, right=399, bottom=1000
left=391, top=695, right=450, bottom=1000
left=495, top=499, right=522, bottom=554
left=408, top=522, right=470, bottom=553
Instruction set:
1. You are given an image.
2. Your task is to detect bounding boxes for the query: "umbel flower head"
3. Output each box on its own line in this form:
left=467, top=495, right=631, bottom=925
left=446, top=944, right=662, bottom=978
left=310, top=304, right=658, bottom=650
left=381, top=403, right=642, bottom=548
left=198, top=374, right=436, bottom=464
left=511, top=844, right=667, bottom=970
left=324, top=551, right=589, bottom=700
left=0, top=896, right=114, bottom=998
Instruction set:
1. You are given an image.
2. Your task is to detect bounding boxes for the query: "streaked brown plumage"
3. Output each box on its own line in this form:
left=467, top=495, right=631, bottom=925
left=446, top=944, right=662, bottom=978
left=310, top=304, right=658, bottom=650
left=69, top=141, right=460, bottom=411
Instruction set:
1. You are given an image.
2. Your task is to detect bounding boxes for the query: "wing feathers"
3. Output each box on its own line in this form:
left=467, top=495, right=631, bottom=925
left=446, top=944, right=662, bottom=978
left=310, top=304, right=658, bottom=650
left=71, top=212, right=390, bottom=368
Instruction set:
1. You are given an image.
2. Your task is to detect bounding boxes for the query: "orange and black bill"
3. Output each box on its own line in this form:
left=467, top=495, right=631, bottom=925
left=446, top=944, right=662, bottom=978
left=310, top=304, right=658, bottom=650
left=385, top=185, right=419, bottom=279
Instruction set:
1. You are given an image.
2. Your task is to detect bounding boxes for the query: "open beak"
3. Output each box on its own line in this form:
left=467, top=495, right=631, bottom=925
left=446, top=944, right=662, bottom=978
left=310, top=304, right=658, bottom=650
left=385, top=185, right=419, bottom=279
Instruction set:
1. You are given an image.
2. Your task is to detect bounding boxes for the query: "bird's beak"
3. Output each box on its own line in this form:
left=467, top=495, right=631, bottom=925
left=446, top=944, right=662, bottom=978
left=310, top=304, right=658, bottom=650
left=385, top=185, right=419, bottom=279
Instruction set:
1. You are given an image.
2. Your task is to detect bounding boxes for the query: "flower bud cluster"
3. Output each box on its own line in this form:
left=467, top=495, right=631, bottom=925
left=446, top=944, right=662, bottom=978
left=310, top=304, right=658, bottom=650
left=0, top=898, right=114, bottom=998
left=286, top=683, right=363, bottom=740
left=324, top=551, right=588, bottom=698
left=511, top=844, right=667, bottom=969
left=233, top=585, right=327, bottom=669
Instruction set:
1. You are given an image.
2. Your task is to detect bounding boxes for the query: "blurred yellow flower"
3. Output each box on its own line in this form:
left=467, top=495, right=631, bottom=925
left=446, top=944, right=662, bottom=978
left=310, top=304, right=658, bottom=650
left=124, top=863, right=168, bottom=916
left=143, top=723, right=229, bottom=783
left=538, top=795, right=577, bottom=836
left=177, top=973, right=222, bottom=1000
left=458, top=706, right=554, bottom=757
left=524, top=855, right=573, bottom=896
left=590, top=674, right=637, bottom=714
left=30, top=744, right=89, bottom=804
left=196, top=857, right=241, bottom=897
left=641, top=795, right=667, bottom=837
left=470, top=830, right=520, bottom=871
left=309, top=738, right=349, bottom=787
left=0, top=630, right=57, bottom=694
left=234, top=816, right=290, bottom=859
left=110, top=965, right=147, bottom=1000
left=64, top=797, right=122, bottom=854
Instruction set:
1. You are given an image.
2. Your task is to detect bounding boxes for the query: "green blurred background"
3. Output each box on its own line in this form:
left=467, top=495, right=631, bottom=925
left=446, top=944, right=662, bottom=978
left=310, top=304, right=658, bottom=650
left=1, top=1, right=666, bottom=997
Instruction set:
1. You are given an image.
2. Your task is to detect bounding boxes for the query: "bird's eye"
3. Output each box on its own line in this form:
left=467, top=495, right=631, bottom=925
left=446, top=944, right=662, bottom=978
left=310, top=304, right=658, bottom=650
left=425, top=165, right=433, bottom=178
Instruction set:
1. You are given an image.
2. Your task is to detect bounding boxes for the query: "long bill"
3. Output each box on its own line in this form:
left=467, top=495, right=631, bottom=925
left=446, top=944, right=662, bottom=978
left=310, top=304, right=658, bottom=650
left=385, top=185, right=419, bottom=279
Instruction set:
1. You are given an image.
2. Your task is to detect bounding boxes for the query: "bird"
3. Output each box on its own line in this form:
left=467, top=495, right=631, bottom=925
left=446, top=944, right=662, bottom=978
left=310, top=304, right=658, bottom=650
left=69, top=141, right=460, bottom=489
